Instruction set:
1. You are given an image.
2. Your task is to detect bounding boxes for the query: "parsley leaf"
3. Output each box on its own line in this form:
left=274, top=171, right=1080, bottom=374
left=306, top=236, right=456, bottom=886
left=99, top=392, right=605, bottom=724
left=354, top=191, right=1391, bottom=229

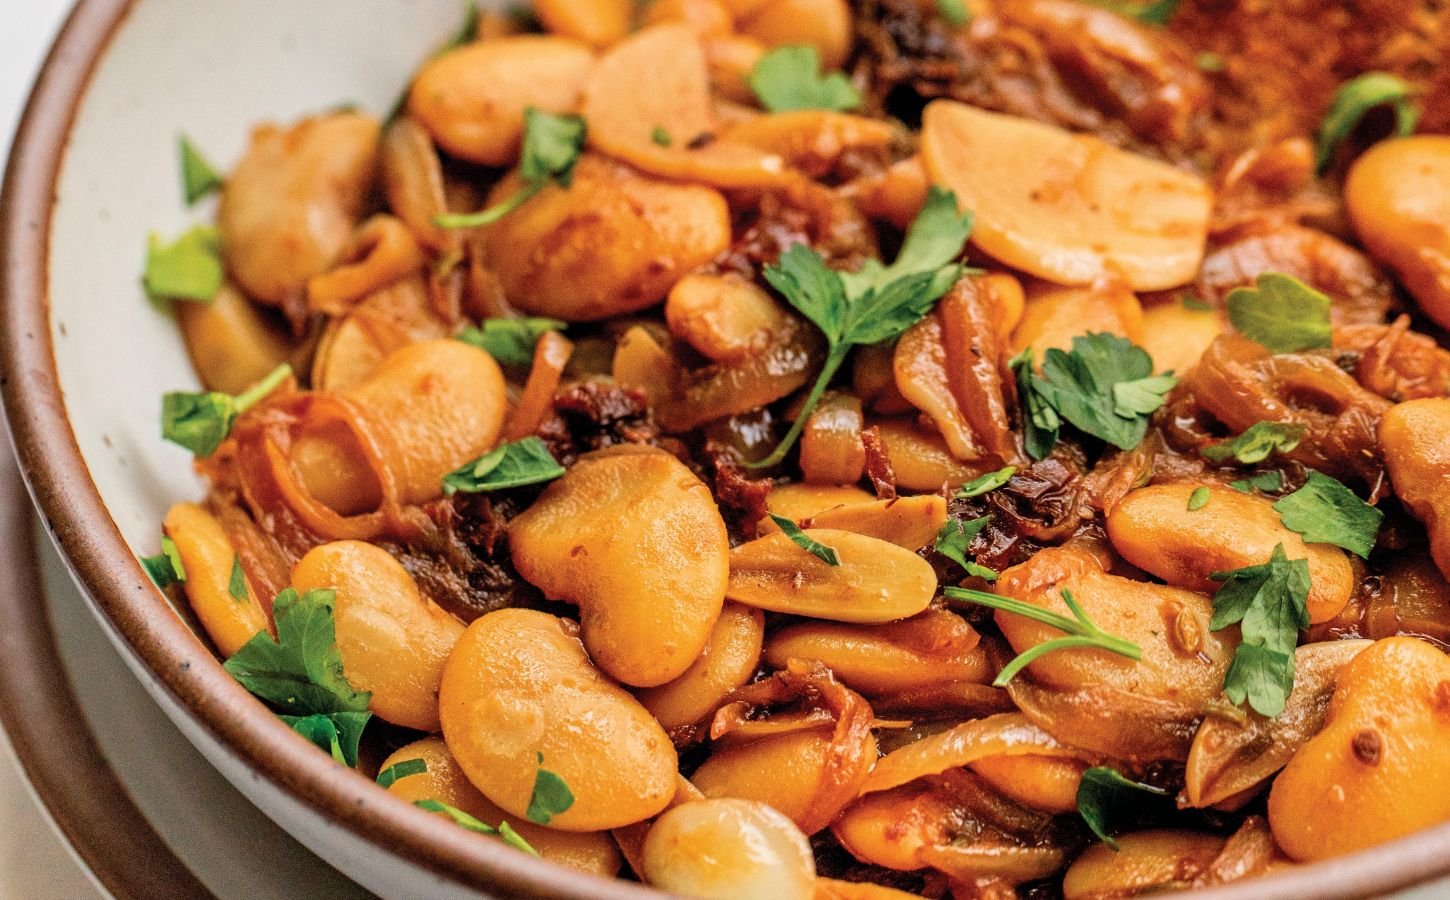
left=1076, top=767, right=1169, bottom=850
left=1273, top=471, right=1382, bottom=559
left=1187, top=486, right=1210, bottom=511
left=456, top=317, right=567, bottom=367
left=526, top=754, right=575, bottom=825
left=441, top=437, right=565, bottom=495
left=1316, top=72, right=1418, bottom=172
left=651, top=125, right=672, bottom=147
left=934, top=516, right=996, bottom=581
left=143, top=225, right=223, bottom=302
left=436, top=109, right=586, bottom=229
left=752, top=188, right=973, bottom=467
left=415, top=800, right=539, bottom=856
left=955, top=466, right=1016, bottom=499
left=946, top=587, right=1141, bottom=685
left=936, top=0, right=971, bottom=25
left=1086, top=0, right=1182, bottom=25
left=141, top=536, right=187, bottom=588
left=1210, top=544, right=1310, bottom=717
left=282, top=711, right=371, bottom=767
left=1018, top=334, right=1175, bottom=455
left=1230, top=471, right=1285, bottom=494
left=162, top=363, right=291, bottom=458
left=769, top=514, right=840, bottom=565
left=228, top=554, right=249, bottom=602
left=749, top=45, right=860, bottom=113
left=1180, top=293, right=1213, bottom=311
left=377, top=758, right=428, bottom=789
left=1009, top=348, right=1061, bottom=461
left=1227, top=273, right=1332, bottom=353
left=1202, top=421, right=1305, bottom=465
left=223, top=588, right=372, bottom=717
left=179, top=135, right=223, bottom=205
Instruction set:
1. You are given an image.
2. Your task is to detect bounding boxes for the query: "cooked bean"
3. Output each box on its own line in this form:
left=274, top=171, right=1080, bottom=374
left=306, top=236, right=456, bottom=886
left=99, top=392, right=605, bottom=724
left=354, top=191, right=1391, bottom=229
left=1138, top=296, right=1222, bottom=374
left=305, top=215, right=425, bottom=316
left=725, top=112, right=896, bottom=178
left=1063, top=830, right=1226, bottom=900
left=163, top=502, right=269, bottom=658
left=644, top=0, right=734, bottom=33
left=861, top=712, right=1087, bottom=796
left=799, top=392, right=866, bottom=485
left=510, top=446, right=730, bottom=687
left=792, top=495, right=947, bottom=551
left=533, top=0, right=633, bottom=48
left=873, top=418, right=992, bottom=492
left=292, top=541, right=464, bottom=730
left=761, top=483, right=874, bottom=529
left=439, top=609, right=678, bottom=830
left=704, top=34, right=766, bottom=103
left=1381, top=398, right=1450, bottom=581
left=310, top=274, right=450, bottom=392
left=737, top=0, right=852, bottom=69
left=665, top=272, right=789, bottom=364
left=642, top=799, right=816, bottom=900
left=968, top=755, right=1087, bottom=815
left=176, top=283, right=292, bottom=396
left=380, top=116, right=455, bottom=254
left=637, top=603, right=765, bottom=730
left=1009, top=279, right=1145, bottom=357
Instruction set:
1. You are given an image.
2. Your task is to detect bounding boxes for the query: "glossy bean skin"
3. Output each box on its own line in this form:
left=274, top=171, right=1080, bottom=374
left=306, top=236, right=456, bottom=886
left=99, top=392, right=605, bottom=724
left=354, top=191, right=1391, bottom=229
left=637, top=603, right=765, bottom=731
left=1138, top=297, right=1222, bottom=375
left=292, top=541, right=464, bottom=731
left=737, top=0, right=852, bottom=69
left=1268, top=636, right=1450, bottom=861
left=1063, top=830, right=1226, bottom=899
left=1345, top=137, right=1450, bottom=331
left=761, top=483, right=875, bottom=528
left=1106, top=483, right=1354, bottom=623
left=1381, top=398, right=1450, bottom=581
left=176, top=283, right=292, bottom=396
left=1010, top=279, right=1144, bottom=357
left=381, top=737, right=621, bottom=875
left=509, top=446, right=730, bottom=687
left=217, top=112, right=379, bottom=305
left=407, top=37, right=594, bottom=166
left=439, top=609, right=678, bottom=830
left=642, top=799, right=816, bottom=900
left=665, top=272, right=789, bottom=364
left=163, top=502, right=269, bottom=658
left=533, top=0, right=633, bottom=48
left=795, top=495, right=948, bottom=551
left=968, top=755, right=1087, bottom=815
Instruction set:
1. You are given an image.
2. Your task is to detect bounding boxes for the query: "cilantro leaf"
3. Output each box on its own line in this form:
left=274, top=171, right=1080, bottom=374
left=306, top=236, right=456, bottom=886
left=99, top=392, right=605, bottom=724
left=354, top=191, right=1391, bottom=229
left=1227, top=273, right=1332, bottom=353
left=282, top=711, right=371, bottom=767
left=1009, top=348, right=1061, bottom=461
left=179, top=135, right=223, bottom=205
left=223, top=587, right=372, bottom=717
left=1230, top=471, right=1284, bottom=494
left=377, top=758, right=428, bottom=789
left=1076, top=766, right=1169, bottom=850
left=1273, top=471, right=1382, bottom=558
left=143, top=225, right=223, bottom=302
left=456, top=317, right=567, bottom=367
left=934, top=516, right=995, bottom=580
left=769, top=514, right=840, bottom=566
left=946, top=587, right=1141, bottom=685
left=749, top=45, right=860, bottom=113
left=436, top=109, right=586, bottom=229
left=442, top=437, right=565, bottom=495
left=1202, top=421, right=1305, bottom=465
left=526, top=754, right=575, bottom=825
left=142, top=536, right=186, bottom=588
left=228, top=554, right=249, bottom=602
left=1187, top=486, right=1210, bottom=511
left=1316, top=72, right=1418, bottom=172
left=1028, top=334, right=1175, bottom=452
left=955, top=466, right=1015, bottom=499
left=1210, top=544, right=1310, bottom=717
left=936, top=0, right=971, bottom=25
left=162, top=363, right=291, bottom=458
left=415, top=800, right=540, bottom=856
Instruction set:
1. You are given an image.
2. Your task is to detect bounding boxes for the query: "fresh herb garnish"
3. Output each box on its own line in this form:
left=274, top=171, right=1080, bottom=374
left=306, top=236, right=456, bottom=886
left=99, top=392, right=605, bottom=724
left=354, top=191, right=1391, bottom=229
left=955, top=466, right=1015, bottom=499
left=224, top=588, right=373, bottom=765
left=749, top=45, right=861, bottom=113
left=1012, top=335, right=1176, bottom=459
left=768, top=514, right=840, bottom=566
left=1187, top=486, right=1210, bottom=511
left=415, top=800, right=539, bottom=855
left=945, top=587, right=1141, bottom=686
left=141, top=536, right=187, bottom=588
left=1195, top=52, right=1225, bottom=73
left=1230, top=471, right=1284, bottom=494
left=1226, top=273, right=1332, bottom=353
left=1273, top=471, right=1382, bottom=559
left=936, top=0, right=971, bottom=26
left=650, top=125, right=672, bottom=147
left=178, top=135, right=223, bottom=205
left=1315, top=72, right=1418, bottom=172
left=1202, top=421, right=1305, bottom=465
left=456, top=317, right=567, bottom=367
left=435, top=109, right=586, bottom=229
left=143, top=225, right=224, bottom=302
left=1180, top=293, right=1213, bottom=311
left=1087, top=0, right=1182, bottom=25
left=162, top=362, right=291, bottom=458
left=934, top=516, right=996, bottom=581
left=525, top=754, right=575, bottom=825
left=751, top=188, right=973, bottom=467
left=377, top=758, right=428, bottom=789
left=1076, top=766, right=1169, bottom=849
left=441, top=436, right=565, bottom=495
left=1210, top=544, right=1310, bottom=717
left=228, top=554, right=249, bottom=602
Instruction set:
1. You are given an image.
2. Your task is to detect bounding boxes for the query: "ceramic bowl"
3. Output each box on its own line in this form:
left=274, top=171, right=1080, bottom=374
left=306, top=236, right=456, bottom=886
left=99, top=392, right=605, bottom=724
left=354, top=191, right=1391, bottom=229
left=5, top=1, right=1450, bottom=898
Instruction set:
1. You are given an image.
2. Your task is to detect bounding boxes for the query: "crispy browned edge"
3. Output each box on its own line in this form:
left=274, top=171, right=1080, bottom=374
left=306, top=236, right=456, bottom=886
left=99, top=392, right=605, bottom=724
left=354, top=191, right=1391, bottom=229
left=3, top=2, right=1450, bottom=899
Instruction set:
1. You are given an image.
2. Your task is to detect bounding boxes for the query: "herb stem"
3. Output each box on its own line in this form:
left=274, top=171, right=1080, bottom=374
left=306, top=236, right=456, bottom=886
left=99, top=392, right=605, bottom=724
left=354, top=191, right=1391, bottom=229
left=435, top=182, right=543, bottom=230
left=746, top=345, right=849, bottom=469
left=234, top=363, right=293, bottom=413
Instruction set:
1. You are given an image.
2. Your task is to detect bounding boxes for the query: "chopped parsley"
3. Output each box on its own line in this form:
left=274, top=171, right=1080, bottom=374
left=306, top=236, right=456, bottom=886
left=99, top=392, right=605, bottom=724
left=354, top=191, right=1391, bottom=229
left=178, top=135, right=223, bottom=205
left=1230, top=471, right=1285, bottom=494
left=525, top=754, right=575, bottom=825
left=1180, top=294, right=1213, bottom=311
left=750, top=187, right=973, bottom=468
left=415, top=800, right=539, bottom=855
left=161, top=362, right=291, bottom=458
left=934, top=516, right=996, bottom=581
left=143, top=225, right=224, bottom=302
left=749, top=45, right=861, bottom=113
left=435, top=109, right=586, bottom=229
left=283, top=712, right=371, bottom=767
left=141, top=536, right=186, bottom=589
left=1076, top=766, right=1169, bottom=849
left=945, top=587, right=1141, bottom=686
left=1316, top=72, right=1418, bottom=172
left=1087, top=0, right=1182, bottom=25
left=1202, top=421, right=1305, bottom=465
left=936, top=0, right=971, bottom=26
left=955, top=466, right=1016, bottom=499
left=1210, top=544, right=1310, bottom=718
left=768, top=514, right=840, bottom=566
left=376, top=758, right=428, bottom=789
left=1273, top=471, right=1382, bottom=559
left=228, top=554, right=249, bottom=602
left=1195, top=52, right=1225, bottom=73
left=1226, top=273, right=1332, bottom=354
left=650, top=125, right=672, bottom=147
left=441, top=437, right=565, bottom=495
left=456, top=317, right=567, bottom=367
left=1187, top=486, right=1210, bottom=511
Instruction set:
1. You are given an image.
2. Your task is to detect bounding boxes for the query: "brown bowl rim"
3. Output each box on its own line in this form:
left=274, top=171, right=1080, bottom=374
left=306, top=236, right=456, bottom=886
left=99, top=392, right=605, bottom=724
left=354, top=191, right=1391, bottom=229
left=4, top=2, right=1450, bottom=899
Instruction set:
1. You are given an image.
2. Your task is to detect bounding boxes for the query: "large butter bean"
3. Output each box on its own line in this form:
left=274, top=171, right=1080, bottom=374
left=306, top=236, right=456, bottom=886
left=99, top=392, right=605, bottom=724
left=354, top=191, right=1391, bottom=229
left=637, top=603, right=765, bottom=730
left=509, top=446, right=730, bottom=687
left=439, top=609, right=678, bottom=830
left=293, top=541, right=464, bottom=731
left=381, top=737, right=621, bottom=875
left=642, top=799, right=815, bottom=900
left=163, top=502, right=269, bottom=658
left=1106, top=483, right=1354, bottom=623
left=1381, top=398, right=1450, bottom=582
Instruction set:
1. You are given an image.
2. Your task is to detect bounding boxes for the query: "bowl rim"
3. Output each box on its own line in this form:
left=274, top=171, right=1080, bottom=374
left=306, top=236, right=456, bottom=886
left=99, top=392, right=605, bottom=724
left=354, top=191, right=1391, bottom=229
left=4, top=2, right=1450, bottom=899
